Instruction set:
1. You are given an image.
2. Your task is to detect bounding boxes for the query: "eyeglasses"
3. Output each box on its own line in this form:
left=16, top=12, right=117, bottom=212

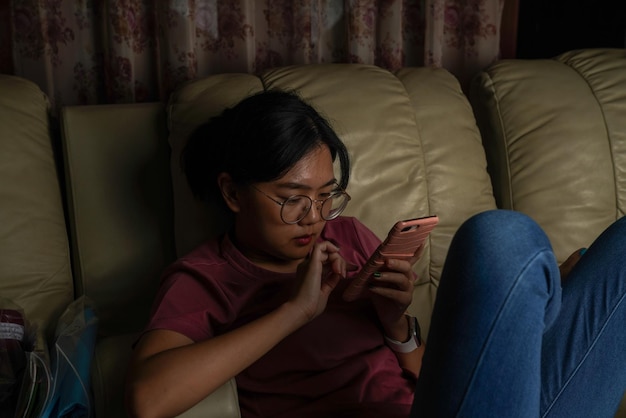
left=251, top=183, right=351, bottom=224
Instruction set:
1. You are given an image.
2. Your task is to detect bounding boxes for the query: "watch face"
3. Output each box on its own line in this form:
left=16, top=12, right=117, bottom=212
left=410, top=316, right=422, bottom=347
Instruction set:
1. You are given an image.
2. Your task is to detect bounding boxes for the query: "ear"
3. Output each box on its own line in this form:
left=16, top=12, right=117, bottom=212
left=217, top=172, right=241, bottom=213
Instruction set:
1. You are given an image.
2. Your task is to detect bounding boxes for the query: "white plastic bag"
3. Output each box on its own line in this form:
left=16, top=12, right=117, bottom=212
left=39, top=296, right=98, bottom=418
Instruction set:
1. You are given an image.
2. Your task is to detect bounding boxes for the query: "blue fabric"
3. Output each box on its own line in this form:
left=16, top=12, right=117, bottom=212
left=41, top=298, right=98, bottom=418
left=412, top=210, right=626, bottom=418
left=55, top=306, right=97, bottom=418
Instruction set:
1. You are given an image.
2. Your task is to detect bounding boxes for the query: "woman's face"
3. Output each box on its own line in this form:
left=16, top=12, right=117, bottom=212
left=231, top=144, right=338, bottom=273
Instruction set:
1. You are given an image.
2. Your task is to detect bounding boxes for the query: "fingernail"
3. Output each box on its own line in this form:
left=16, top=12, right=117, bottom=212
left=373, top=272, right=381, bottom=278
left=579, top=248, right=587, bottom=256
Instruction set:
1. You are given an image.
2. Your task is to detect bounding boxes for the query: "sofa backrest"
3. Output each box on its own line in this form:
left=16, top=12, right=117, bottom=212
left=167, top=64, right=497, bottom=335
left=0, top=75, right=74, bottom=341
left=60, top=103, right=176, bottom=336
left=471, top=48, right=626, bottom=263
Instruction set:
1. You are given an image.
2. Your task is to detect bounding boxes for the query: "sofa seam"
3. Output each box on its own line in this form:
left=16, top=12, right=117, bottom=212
left=554, top=54, right=619, bottom=219
left=59, top=108, right=86, bottom=298
left=485, top=70, right=514, bottom=211
left=396, top=71, right=437, bottom=287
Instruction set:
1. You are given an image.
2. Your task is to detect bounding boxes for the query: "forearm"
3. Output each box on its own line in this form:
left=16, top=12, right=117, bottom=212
left=394, top=343, right=425, bottom=378
left=126, top=302, right=308, bottom=418
left=382, top=315, right=424, bottom=378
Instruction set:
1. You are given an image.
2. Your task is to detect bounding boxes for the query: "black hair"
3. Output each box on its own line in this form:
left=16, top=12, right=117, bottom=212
left=181, top=89, right=351, bottom=204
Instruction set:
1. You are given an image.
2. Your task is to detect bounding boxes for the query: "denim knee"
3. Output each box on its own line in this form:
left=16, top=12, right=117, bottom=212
left=454, top=209, right=553, bottom=257
left=444, top=209, right=559, bottom=301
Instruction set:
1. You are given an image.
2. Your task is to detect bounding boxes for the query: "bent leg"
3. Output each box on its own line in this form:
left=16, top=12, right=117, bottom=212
left=541, top=216, right=626, bottom=418
left=413, top=210, right=561, bottom=418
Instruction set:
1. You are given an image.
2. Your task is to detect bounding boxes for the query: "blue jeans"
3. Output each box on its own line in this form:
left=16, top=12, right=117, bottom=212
left=412, top=210, right=626, bottom=418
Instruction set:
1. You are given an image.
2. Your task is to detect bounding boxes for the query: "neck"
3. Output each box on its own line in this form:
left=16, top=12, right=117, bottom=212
left=228, top=231, right=303, bottom=274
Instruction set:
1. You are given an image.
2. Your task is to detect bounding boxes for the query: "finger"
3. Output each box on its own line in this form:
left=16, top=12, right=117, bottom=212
left=309, top=241, right=339, bottom=265
left=559, top=248, right=586, bottom=283
left=562, top=249, right=583, bottom=268
left=321, top=272, right=342, bottom=296
left=368, top=285, right=412, bottom=308
left=371, top=271, right=413, bottom=292
left=384, top=258, right=413, bottom=274
left=324, top=249, right=348, bottom=278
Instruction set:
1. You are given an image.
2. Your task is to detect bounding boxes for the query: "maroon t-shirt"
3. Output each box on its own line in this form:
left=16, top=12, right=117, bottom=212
left=145, top=217, right=414, bottom=417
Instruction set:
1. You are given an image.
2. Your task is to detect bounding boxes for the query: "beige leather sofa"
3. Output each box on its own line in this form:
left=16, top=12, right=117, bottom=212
left=1, top=48, right=624, bottom=417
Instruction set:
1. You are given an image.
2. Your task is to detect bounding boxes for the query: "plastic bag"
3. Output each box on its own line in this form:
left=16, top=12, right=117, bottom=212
left=13, top=349, right=51, bottom=418
left=1, top=296, right=98, bottom=418
left=0, top=299, right=31, bottom=417
left=38, top=296, right=98, bottom=418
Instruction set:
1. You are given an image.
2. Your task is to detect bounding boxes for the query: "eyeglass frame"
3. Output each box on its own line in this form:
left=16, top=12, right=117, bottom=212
left=250, top=182, right=351, bottom=224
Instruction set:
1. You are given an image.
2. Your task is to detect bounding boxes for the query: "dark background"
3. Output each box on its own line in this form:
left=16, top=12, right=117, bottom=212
left=516, top=0, right=626, bottom=58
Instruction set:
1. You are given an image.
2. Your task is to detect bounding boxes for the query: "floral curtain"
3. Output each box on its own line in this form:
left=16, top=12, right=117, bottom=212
left=2, top=0, right=504, bottom=112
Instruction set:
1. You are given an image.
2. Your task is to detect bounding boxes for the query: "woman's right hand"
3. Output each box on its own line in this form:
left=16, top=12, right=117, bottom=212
left=290, top=241, right=346, bottom=322
left=127, top=243, right=345, bottom=418
left=127, top=242, right=347, bottom=417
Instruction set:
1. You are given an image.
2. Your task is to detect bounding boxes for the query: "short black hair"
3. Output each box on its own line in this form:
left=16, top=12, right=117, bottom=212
left=182, top=89, right=350, bottom=204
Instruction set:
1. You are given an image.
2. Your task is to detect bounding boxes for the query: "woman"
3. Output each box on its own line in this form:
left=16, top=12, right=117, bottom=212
left=125, top=90, right=626, bottom=418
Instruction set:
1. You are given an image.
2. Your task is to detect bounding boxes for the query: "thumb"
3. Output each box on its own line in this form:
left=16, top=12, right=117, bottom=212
left=321, top=272, right=342, bottom=296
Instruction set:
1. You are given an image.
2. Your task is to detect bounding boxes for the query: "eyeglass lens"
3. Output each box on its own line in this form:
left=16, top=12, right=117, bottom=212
left=281, top=193, right=349, bottom=223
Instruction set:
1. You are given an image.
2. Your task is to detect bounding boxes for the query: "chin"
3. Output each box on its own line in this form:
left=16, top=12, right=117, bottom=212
left=285, top=246, right=313, bottom=262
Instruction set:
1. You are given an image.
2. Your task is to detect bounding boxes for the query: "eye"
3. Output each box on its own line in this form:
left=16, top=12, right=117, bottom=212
left=319, top=186, right=339, bottom=199
left=284, top=196, right=305, bottom=206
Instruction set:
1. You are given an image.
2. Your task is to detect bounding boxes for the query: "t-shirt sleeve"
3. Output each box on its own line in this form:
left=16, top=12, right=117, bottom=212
left=322, top=217, right=382, bottom=269
left=144, top=260, right=234, bottom=342
left=350, top=218, right=383, bottom=257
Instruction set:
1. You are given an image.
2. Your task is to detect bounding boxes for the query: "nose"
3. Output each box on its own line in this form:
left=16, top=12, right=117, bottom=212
left=300, top=199, right=323, bottom=224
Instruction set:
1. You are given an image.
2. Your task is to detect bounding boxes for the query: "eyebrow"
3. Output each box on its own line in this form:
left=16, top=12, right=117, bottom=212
left=274, top=178, right=338, bottom=191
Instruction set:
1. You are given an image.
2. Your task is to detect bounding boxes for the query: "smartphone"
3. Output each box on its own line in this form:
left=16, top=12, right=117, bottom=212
left=342, top=215, right=439, bottom=302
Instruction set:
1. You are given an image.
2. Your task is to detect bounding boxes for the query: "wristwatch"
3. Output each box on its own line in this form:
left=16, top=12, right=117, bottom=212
left=384, top=315, right=422, bottom=353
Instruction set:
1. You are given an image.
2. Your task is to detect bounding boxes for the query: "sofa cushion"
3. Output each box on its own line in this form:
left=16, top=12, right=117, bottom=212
left=0, top=75, right=73, bottom=340
left=470, top=48, right=626, bottom=263
left=60, top=103, right=175, bottom=336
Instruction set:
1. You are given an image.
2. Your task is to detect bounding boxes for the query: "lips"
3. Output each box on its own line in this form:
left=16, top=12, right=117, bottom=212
left=294, top=234, right=314, bottom=246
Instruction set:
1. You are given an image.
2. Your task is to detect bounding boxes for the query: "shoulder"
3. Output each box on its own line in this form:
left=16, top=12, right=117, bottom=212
left=155, top=235, right=249, bottom=312
left=160, top=240, right=225, bottom=283
left=323, top=216, right=379, bottom=242
left=147, top=237, right=242, bottom=340
left=322, top=217, right=381, bottom=264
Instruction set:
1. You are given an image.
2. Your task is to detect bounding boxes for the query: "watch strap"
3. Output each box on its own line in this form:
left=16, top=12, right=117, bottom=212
left=384, top=315, right=421, bottom=353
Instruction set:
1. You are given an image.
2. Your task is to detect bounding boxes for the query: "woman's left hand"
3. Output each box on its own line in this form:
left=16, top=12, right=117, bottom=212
left=559, top=247, right=586, bottom=284
left=368, top=256, right=417, bottom=339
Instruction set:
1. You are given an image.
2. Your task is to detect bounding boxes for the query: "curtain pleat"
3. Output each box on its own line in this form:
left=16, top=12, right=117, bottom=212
left=4, top=0, right=504, bottom=111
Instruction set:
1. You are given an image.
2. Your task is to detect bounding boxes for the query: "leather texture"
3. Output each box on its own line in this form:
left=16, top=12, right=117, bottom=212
left=471, top=48, right=626, bottom=263
left=60, top=103, right=179, bottom=418
left=61, top=103, right=175, bottom=336
left=0, top=75, right=73, bottom=341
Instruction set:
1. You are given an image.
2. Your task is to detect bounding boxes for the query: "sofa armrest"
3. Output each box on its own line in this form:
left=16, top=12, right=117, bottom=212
left=91, top=333, right=240, bottom=418
left=176, top=379, right=240, bottom=418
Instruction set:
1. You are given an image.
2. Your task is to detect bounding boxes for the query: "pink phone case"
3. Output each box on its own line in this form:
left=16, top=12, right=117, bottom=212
left=342, top=215, right=439, bottom=302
